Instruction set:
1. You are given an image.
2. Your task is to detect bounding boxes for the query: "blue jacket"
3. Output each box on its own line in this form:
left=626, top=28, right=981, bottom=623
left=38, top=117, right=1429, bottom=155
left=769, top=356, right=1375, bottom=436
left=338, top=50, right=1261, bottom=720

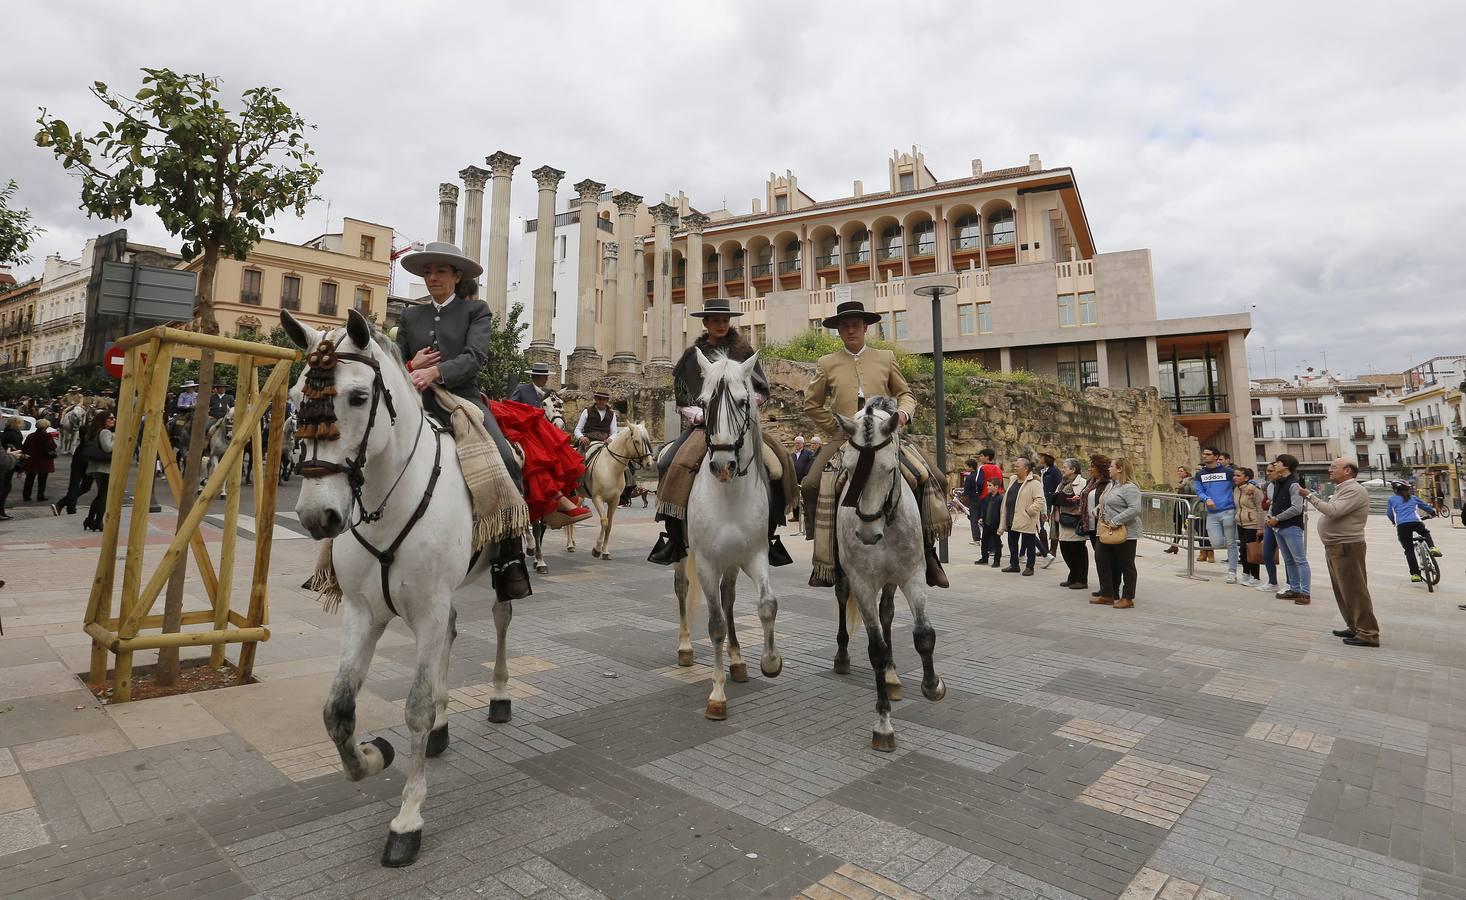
left=1193, top=464, right=1236, bottom=512
left=1388, top=495, right=1435, bottom=526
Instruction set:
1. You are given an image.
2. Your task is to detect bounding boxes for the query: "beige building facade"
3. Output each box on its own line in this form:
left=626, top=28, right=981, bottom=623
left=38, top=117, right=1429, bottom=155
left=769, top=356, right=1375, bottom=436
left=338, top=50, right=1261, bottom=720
left=183, top=217, right=393, bottom=337
left=0, top=277, right=39, bottom=374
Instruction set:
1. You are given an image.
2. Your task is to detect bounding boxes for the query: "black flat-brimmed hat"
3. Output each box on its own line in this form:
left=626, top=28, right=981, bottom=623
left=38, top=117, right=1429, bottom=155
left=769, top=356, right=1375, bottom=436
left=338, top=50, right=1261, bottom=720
left=400, top=241, right=484, bottom=279
left=525, top=362, right=551, bottom=377
left=690, top=298, right=744, bottom=319
left=822, top=300, right=882, bottom=329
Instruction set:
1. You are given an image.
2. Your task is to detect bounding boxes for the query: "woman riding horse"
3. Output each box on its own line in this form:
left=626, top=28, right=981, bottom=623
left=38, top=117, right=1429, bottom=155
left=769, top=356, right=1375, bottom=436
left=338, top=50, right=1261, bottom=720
left=499, top=361, right=591, bottom=527
left=649, top=297, right=793, bottom=568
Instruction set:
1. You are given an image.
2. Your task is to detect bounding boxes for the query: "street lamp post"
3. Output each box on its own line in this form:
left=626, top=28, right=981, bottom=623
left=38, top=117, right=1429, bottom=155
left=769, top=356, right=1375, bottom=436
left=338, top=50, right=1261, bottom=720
left=913, top=283, right=957, bottom=564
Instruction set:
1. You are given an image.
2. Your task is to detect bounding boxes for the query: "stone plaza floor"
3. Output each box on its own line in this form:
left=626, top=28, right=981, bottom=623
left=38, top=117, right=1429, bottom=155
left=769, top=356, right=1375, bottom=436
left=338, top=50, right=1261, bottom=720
left=3, top=497, right=1466, bottom=899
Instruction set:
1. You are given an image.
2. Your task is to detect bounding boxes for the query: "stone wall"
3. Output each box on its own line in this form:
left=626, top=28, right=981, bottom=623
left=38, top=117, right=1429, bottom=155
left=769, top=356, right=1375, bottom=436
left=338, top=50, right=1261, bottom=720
left=559, top=358, right=1198, bottom=489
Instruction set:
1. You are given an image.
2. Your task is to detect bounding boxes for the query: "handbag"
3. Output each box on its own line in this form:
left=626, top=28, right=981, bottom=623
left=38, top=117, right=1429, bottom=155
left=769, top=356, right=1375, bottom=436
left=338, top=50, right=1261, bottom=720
left=1098, top=519, right=1127, bottom=545
left=81, top=437, right=110, bottom=464
left=1244, top=537, right=1263, bottom=565
left=1058, top=511, right=1081, bottom=529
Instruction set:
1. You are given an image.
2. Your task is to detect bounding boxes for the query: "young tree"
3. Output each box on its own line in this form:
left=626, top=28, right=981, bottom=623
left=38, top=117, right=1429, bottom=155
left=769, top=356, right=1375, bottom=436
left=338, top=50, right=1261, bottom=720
left=0, top=180, right=44, bottom=272
left=477, top=303, right=530, bottom=399
left=36, top=68, right=321, bottom=685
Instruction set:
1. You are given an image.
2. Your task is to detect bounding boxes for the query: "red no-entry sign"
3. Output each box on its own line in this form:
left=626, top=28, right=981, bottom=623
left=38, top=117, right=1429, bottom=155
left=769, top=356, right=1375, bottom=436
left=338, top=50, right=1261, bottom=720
left=103, top=343, right=127, bottom=379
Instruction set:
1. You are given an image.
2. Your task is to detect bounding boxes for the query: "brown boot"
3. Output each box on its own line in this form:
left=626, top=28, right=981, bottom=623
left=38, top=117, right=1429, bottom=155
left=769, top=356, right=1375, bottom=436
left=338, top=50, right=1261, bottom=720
left=1165, top=545, right=1179, bottom=555
left=1292, top=594, right=1311, bottom=605
left=1090, top=595, right=1114, bottom=605
left=1113, top=598, right=1134, bottom=609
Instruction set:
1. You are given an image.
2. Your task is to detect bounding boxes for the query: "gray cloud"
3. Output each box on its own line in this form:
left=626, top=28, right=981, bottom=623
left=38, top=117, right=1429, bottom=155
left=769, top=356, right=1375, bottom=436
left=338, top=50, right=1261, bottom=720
left=3, top=0, right=1462, bottom=376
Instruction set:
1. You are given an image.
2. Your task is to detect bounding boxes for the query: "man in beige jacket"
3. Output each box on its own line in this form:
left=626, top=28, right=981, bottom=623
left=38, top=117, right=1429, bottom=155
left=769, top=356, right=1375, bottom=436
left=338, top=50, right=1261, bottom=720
left=1301, top=457, right=1378, bottom=647
left=998, top=457, right=1047, bottom=576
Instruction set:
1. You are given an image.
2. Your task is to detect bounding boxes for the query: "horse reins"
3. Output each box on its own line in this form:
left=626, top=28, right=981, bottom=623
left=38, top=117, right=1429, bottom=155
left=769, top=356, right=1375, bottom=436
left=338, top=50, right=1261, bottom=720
left=295, top=336, right=440, bottom=618
left=843, top=430, right=901, bottom=524
left=704, top=378, right=756, bottom=477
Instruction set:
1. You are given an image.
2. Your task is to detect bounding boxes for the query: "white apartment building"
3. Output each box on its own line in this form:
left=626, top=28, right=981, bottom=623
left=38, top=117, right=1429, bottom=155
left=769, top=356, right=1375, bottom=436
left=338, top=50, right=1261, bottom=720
left=31, top=240, right=94, bottom=373
left=1250, top=373, right=1415, bottom=483
left=1399, top=356, right=1466, bottom=503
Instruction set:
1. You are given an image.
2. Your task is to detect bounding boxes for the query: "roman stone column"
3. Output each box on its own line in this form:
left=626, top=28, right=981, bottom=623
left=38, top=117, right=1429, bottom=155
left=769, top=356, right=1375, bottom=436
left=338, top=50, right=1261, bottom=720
left=683, top=212, right=708, bottom=356
left=527, top=165, right=565, bottom=382
left=566, top=178, right=606, bottom=388
left=608, top=191, right=643, bottom=374
left=436, top=183, right=459, bottom=244
left=646, top=202, right=678, bottom=375
left=633, top=236, right=647, bottom=364
left=458, top=166, right=488, bottom=266
left=599, top=241, right=619, bottom=363
left=485, top=151, right=520, bottom=320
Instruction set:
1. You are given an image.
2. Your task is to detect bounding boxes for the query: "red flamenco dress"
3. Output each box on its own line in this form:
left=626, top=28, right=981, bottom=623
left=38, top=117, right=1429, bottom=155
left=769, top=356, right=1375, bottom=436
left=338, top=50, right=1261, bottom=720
left=488, top=400, right=586, bottom=522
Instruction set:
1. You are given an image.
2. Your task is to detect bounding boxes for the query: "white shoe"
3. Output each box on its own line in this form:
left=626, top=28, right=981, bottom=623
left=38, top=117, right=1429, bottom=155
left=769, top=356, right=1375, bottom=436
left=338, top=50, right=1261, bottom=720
left=1041, top=555, right=1054, bottom=569
left=1241, top=575, right=1257, bottom=586
left=1225, top=572, right=1237, bottom=585
left=1256, top=581, right=1277, bottom=592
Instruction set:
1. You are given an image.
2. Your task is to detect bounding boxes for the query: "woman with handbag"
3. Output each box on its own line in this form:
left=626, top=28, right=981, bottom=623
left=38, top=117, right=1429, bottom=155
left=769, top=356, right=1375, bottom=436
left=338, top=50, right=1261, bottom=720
left=1078, top=453, right=1112, bottom=598
left=1234, top=467, right=1263, bottom=586
left=1094, top=458, right=1142, bottom=608
left=21, top=418, right=57, bottom=503
left=1053, top=457, right=1090, bottom=589
left=81, top=410, right=116, bottom=532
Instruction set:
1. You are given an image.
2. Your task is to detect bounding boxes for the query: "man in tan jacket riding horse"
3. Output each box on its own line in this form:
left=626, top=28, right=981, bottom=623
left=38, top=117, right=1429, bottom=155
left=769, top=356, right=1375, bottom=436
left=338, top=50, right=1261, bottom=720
left=800, top=299, right=950, bottom=589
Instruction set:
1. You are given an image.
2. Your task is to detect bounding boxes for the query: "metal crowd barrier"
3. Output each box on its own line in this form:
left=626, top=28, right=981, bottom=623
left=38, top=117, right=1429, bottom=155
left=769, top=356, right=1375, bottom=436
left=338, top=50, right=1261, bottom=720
left=1138, top=491, right=1209, bottom=581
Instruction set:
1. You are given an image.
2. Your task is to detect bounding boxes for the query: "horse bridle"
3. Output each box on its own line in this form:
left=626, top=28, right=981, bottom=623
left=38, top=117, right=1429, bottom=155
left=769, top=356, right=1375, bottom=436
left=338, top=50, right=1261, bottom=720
left=843, top=430, right=901, bottom=524
left=602, top=427, right=652, bottom=467
left=704, top=378, right=756, bottom=477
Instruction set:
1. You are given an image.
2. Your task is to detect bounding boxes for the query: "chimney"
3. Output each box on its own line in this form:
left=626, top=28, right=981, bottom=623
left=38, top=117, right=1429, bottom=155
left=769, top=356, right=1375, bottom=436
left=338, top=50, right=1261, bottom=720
left=752, top=198, right=762, bottom=214
left=1028, top=153, right=1042, bottom=172
left=971, top=159, right=983, bottom=176
left=853, top=179, right=864, bottom=197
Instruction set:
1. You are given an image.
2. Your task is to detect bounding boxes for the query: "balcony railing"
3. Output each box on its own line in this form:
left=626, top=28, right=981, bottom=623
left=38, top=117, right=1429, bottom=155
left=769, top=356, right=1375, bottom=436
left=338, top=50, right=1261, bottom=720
left=1383, top=428, right=1406, bottom=441
left=1350, top=428, right=1374, bottom=440
left=845, top=249, right=870, bottom=264
left=1408, top=415, right=1442, bottom=430
left=911, top=242, right=935, bottom=258
left=988, top=230, right=1015, bottom=247
left=951, top=234, right=982, bottom=251
left=1280, top=408, right=1327, bottom=419
left=702, top=270, right=718, bottom=284
left=1251, top=409, right=1267, bottom=418
left=877, top=245, right=902, bottom=261
left=240, top=292, right=262, bottom=306
left=724, top=266, right=745, bottom=281
left=815, top=253, right=840, bottom=268
left=778, top=259, right=801, bottom=274
left=671, top=275, right=686, bottom=288
left=749, top=263, right=773, bottom=277
left=1167, top=394, right=1230, bottom=415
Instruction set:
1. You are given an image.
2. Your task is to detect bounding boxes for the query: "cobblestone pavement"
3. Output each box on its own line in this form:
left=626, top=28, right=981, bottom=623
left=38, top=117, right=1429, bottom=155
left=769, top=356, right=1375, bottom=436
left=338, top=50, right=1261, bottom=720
left=4, top=497, right=1466, bottom=899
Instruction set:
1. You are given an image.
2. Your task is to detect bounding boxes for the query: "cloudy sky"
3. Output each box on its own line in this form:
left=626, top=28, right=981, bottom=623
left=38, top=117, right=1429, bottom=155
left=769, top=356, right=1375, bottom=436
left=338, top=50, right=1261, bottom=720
left=3, top=1, right=1461, bottom=378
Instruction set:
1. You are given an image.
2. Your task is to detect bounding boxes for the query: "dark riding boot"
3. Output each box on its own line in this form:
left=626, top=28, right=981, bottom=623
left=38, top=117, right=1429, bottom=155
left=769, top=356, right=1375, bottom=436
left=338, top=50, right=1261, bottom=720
left=647, top=516, right=687, bottom=566
left=492, top=537, right=532, bottom=601
left=925, top=545, right=949, bottom=589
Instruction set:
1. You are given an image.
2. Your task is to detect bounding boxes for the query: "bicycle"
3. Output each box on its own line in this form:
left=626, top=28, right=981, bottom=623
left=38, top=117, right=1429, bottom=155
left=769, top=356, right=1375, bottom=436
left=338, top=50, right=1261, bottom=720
left=1412, top=530, right=1440, bottom=592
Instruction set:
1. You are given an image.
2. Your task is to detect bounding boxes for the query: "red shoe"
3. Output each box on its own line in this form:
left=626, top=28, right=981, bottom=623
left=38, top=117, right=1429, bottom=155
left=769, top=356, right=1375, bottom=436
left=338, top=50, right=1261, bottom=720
left=566, top=505, right=593, bottom=523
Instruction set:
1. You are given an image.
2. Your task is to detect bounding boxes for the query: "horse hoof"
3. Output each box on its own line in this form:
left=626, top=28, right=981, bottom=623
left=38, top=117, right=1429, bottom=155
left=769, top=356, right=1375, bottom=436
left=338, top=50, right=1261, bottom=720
left=705, top=700, right=727, bottom=721
left=922, top=679, right=947, bottom=702
left=886, top=680, right=903, bottom=702
left=426, top=724, right=449, bottom=758
left=591, top=548, right=601, bottom=558
left=833, top=656, right=852, bottom=675
left=729, top=663, right=749, bottom=683
left=871, top=730, right=897, bottom=753
left=677, top=649, right=695, bottom=667
left=367, top=736, right=395, bottom=770
left=381, top=828, right=422, bottom=867
left=487, top=699, right=512, bottom=724
left=761, top=657, right=783, bottom=678
left=534, top=563, right=549, bottom=575
left=567, top=546, right=576, bottom=553
left=601, top=552, right=611, bottom=560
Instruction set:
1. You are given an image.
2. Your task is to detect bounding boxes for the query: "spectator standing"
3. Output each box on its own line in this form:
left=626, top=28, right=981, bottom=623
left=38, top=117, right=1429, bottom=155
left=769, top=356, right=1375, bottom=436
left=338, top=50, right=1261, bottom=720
left=790, top=437, right=812, bottom=525
left=1052, top=457, right=1090, bottom=590
left=1094, top=458, right=1143, bottom=608
left=21, top=419, right=57, bottom=502
left=1079, top=453, right=1113, bottom=598
left=974, top=449, right=1005, bottom=567
left=82, top=410, right=116, bottom=532
left=1233, top=467, right=1263, bottom=586
left=0, top=417, right=24, bottom=520
left=1167, top=465, right=1193, bottom=555
left=1036, top=449, right=1061, bottom=568
left=1194, top=446, right=1238, bottom=581
left=49, top=432, right=95, bottom=517
left=1266, top=453, right=1311, bottom=603
left=1386, top=480, right=1442, bottom=583
left=961, top=458, right=981, bottom=544
left=999, top=457, right=1045, bottom=576
left=1254, top=461, right=1282, bottom=592
left=1302, top=458, right=1378, bottom=647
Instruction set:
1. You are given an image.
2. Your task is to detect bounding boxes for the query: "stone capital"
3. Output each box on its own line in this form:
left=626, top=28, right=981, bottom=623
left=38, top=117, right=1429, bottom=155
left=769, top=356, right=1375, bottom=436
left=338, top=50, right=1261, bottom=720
left=648, top=202, right=679, bottom=227
left=613, top=191, right=643, bottom=213
left=486, top=151, right=521, bottom=178
left=682, top=211, right=709, bottom=234
left=633, top=236, right=645, bottom=252
left=531, top=165, right=565, bottom=191
left=438, top=182, right=460, bottom=203
left=458, top=165, right=489, bottom=192
left=603, top=241, right=619, bottom=259
left=574, top=178, right=606, bottom=202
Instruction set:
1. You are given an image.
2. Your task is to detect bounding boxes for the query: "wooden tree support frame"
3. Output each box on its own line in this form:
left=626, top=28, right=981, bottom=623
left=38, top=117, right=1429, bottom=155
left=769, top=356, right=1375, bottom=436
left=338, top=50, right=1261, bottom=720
left=84, top=326, right=300, bottom=702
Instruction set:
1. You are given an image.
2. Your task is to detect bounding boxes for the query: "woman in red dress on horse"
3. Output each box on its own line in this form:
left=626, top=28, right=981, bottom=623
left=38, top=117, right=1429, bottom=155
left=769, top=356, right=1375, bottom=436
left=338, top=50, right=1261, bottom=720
left=496, top=362, right=591, bottom=527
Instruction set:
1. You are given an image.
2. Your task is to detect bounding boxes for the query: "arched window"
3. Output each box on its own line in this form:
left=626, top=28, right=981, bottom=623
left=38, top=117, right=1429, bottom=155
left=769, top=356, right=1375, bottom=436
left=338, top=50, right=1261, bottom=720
left=953, top=214, right=981, bottom=250
left=781, top=239, right=802, bottom=273
left=911, top=221, right=936, bottom=256
left=880, top=225, right=903, bottom=260
left=987, top=209, right=1015, bottom=246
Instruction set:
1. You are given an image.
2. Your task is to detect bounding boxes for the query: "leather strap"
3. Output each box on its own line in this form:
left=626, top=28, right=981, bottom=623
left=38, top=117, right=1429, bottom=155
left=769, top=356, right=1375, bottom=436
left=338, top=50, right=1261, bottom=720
left=349, top=429, right=443, bottom=618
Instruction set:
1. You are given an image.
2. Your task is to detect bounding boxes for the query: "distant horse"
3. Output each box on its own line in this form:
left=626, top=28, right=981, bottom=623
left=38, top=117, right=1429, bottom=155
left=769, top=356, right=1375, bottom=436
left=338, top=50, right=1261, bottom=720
left=60, top=403, right=88, bottom=454
left=201, top=409, right=233, bottom=496
left=576, top=423, right=654, bottom=560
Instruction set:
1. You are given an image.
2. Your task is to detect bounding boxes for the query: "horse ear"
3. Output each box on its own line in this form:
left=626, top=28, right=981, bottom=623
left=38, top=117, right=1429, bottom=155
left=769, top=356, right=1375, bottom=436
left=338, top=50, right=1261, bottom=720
left=693, top=346, right=712, bottom=377
left=880, top=410, right=900, bottom=436
left=345, top=308, right=372, bottom=350
left=736, top=352, right=759, bottom=383
left=835, top=413, right=856, bottom=435
left=280, top=310, right=315, bottom=349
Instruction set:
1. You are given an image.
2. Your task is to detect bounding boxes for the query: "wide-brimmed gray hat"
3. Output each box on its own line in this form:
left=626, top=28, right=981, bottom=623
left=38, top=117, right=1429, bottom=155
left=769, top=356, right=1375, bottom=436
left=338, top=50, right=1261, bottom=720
left=822, top=299, right=881, bottom=329
left=690, top=298, right=744, bottom=319
left=180, top=381, right=199, bottom=389
left=525, top=362, right=551, bottom=377
left=400, top=241, right=484, bottom=279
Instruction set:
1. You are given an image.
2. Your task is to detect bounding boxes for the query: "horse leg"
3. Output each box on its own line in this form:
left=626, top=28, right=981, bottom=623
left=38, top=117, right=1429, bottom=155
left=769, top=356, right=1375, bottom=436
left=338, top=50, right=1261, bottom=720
left=723, top=573, right=747, bottom=683
left=587, top=492, right=606, bottom=558
left=744, top=553, right=782, bottom=678
left=900, top=577, right=946, bottom=703
left=598, top=496, right=616, bottom=560
left=700, top=558, right=729, bottom=720
left=532, top=523, right=549, bottom=574
left=323, top=607, right=392, bottom=782
left=832, top=569, right=852, bottom=675
left=852, top=580, right=896, bottom=752
left=879, top=584, right=902, bottom=701
left=674, top=557, right=695, bottom=666
left=565, top=518, right=576, bottom=553
left=427, top=606, right=456, bottom=758
left=381, top=605, right=452, bottom=868
left=487, top=598, right=514, bottom=724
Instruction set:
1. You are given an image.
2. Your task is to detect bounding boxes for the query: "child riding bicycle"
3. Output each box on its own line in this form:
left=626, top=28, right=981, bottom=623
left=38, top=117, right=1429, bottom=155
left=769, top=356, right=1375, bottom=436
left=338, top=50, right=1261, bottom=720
left=1388, top=479, right=1443, bottom=583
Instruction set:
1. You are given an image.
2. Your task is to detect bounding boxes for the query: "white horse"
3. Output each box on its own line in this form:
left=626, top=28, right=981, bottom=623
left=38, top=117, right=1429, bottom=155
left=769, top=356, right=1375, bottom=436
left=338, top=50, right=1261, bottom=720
left=834, top=397, right=946, bottom=751
left=576, top=421, right=654, bottom=560
left=281, top=309, right=513, bottom=868
left=201, top=408, right=233, bottom=496
left=682, top=350, right=783, bottom=720
left=60, top=403, right=88, bottom=453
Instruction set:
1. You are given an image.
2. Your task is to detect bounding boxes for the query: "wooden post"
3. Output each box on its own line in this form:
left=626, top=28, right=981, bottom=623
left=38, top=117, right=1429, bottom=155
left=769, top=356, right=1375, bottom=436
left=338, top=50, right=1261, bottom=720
left=210, top=353, right=251, bottom=669
left=237, top=380, right=287, bottom=680
left=156, top=432, right=220, bottom=602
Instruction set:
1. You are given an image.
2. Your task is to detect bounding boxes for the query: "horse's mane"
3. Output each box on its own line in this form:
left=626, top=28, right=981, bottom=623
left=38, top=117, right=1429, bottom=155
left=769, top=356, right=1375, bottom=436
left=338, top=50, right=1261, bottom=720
left=857, top=396, right=898, bottom=448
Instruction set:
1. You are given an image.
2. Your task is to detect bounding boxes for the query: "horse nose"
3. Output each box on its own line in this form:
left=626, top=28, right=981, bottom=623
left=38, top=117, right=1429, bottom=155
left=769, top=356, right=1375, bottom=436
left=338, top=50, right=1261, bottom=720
left=859, top=530, right=884, bottom=546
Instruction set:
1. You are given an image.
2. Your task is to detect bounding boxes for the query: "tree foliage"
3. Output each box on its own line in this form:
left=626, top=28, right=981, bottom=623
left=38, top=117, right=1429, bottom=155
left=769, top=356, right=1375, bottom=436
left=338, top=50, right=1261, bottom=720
left=34, top=68, right=321, bottom=334
left=0, top=180, right=44, bottom=269
left=477, top=303, right=529, bottom=400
